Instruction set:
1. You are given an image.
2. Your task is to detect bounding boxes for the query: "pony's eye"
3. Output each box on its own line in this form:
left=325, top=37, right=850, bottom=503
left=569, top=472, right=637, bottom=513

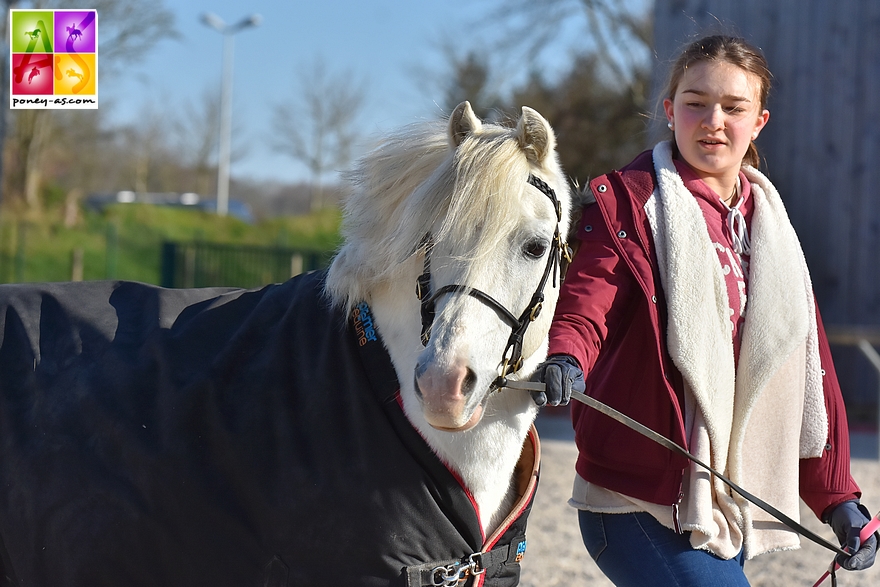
left=523, top=238, right=548, bottom=259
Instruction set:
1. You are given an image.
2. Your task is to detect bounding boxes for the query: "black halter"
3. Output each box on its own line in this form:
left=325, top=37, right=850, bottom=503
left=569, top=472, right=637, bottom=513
left=416, top=174, right=571, bottom=390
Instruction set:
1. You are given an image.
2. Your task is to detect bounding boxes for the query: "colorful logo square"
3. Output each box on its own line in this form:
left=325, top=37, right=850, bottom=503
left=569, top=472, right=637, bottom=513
left=11, top=10, right=54, bottom=53
left=55, top=53, right=96, bottom=95
left=9, top=9, right=98, bottom=109
left=54, top=11, right=96, bottom=53
left=11, top=52, right=53, bottom=94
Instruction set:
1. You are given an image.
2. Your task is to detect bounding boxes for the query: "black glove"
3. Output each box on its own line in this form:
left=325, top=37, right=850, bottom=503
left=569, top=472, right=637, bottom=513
left=529, top=355, right=583, bottom=407
left=828, top=499, right=878, bottom=570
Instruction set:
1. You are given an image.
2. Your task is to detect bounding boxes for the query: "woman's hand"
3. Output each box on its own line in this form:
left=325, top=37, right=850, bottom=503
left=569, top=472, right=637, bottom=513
left=828, top=500, right=878, bottom=570
left=529, top=355, right=584, bottom=407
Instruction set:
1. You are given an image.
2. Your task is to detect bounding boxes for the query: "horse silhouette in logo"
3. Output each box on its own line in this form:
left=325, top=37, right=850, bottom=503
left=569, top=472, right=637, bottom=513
left=27, top=67, right=40, bottom=84
left=24, top=29, right=41, bottom=41
left=66, top=68, right=84, bottom=82
left=66, top=24, right=83, bottom=43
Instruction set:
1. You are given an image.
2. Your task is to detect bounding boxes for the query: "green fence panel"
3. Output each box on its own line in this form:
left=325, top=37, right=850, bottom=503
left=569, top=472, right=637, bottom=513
left=160, top=241, right=333, bottom=289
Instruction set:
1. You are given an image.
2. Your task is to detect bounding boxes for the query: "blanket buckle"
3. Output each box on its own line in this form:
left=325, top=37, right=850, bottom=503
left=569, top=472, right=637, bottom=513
left=430, top=553, right=483, bottom=586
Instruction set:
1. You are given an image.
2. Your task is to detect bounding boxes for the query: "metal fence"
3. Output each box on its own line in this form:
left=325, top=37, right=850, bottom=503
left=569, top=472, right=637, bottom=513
left=160, top=241, right=334, bottom=289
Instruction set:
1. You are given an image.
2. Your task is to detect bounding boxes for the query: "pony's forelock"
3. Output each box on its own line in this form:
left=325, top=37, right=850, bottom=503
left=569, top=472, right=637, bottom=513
left=325, top=122, right=449, bottom=310
left=326, top=117, right=561, bottom=312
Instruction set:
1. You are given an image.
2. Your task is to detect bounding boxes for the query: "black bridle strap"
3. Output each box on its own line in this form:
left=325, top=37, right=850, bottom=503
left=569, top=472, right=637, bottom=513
left=417, top=238, right=542, bottom=349
left=429, top=285, right=520, bottom=331
left=416, top=173, right=566, bottom=383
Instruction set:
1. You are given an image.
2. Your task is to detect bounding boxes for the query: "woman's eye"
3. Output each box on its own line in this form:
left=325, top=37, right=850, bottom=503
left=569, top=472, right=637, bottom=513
left=523, top=239, right=548, bottom=259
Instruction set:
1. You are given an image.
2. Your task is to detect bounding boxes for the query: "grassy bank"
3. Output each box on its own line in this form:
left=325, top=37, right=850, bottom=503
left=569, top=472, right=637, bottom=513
left=0, top=204, right=342, bottom=285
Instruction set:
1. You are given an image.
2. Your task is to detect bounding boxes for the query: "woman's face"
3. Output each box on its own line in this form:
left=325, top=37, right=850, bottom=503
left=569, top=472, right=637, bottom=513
left=663, top=60, right=770, bottom=192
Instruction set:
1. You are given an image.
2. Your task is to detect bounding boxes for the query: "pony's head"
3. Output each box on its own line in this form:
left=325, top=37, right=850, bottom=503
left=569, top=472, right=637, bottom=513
left=327, top=102, right=571, bottom=433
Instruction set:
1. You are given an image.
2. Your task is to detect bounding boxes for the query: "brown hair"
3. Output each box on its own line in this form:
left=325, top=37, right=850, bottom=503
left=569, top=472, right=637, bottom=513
left=663, top=35, right=772, bottom=168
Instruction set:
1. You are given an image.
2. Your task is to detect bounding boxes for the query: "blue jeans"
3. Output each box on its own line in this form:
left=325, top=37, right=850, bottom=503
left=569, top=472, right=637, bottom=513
left=578, top=510, right=749, bottom=587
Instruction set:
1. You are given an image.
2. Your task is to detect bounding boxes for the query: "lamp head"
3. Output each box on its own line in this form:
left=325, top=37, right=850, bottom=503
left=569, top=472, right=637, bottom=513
left=200, top=12, right=226, bottom=32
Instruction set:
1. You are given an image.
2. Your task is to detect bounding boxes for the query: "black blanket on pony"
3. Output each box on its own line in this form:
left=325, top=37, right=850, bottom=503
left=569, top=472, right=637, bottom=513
left=0, top=271, right=537, bottom=587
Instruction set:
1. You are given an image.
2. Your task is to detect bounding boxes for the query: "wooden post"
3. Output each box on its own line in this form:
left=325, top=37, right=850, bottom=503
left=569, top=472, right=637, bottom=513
left=184, top=246, right=196, bottom=289
left=105, top=223, right=118, bottom=279
left=70, top=248, right=84, bottom=282
left=14, top=222, right=26, bottom=283
left=290, top=253, right=303, bottom=277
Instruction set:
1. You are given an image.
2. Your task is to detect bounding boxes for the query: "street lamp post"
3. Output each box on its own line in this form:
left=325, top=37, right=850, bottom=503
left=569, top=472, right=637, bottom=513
left=201, top=12, right=261, bottom=217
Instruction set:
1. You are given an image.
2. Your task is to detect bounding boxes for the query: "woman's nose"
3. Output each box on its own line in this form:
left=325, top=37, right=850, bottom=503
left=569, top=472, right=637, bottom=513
left=702, top=106, right=725, bottom=130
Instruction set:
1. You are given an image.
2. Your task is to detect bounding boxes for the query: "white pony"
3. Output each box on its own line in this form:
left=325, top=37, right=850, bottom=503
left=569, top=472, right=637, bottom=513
left=327, top=101, right=572, bottom=534
left=0, top=101, right=571, bottom=587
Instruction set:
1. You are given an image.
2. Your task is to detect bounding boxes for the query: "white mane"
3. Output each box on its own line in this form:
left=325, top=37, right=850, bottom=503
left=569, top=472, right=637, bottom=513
left=326, top=118, right=554, bottom=312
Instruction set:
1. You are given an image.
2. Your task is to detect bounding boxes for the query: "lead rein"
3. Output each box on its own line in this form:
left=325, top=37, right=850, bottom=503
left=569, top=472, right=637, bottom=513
left=499, top=380, right=854, bottom=558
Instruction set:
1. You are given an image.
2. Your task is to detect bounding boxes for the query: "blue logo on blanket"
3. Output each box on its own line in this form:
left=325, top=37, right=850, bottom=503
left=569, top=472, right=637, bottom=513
left=514, top=539, right=526, bottom=563
left=353, top=301, right=378, bottom=347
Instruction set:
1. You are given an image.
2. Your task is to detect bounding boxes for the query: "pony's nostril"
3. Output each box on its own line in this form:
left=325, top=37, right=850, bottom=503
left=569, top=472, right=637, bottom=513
left=413, top=361, right=428, bottom=400
left=462, top=368, right=477, bottom=396
left=412, top=372, right=424, bottom=399
left=414, top=360, right=476, bottom=399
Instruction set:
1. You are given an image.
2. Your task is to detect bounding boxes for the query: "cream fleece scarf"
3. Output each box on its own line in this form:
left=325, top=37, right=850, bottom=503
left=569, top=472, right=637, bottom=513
left=646, top=141, right=828, bottom=559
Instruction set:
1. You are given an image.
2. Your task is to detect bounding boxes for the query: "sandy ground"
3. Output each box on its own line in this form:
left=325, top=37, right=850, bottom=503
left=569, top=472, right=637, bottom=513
left=518, top=414, right=880, bottom=587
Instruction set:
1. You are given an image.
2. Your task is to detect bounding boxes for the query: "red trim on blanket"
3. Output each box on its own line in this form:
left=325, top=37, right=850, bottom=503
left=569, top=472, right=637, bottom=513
left=394, top=391, right=483, bottom=540
left=475, top=425, right=541, bottom=587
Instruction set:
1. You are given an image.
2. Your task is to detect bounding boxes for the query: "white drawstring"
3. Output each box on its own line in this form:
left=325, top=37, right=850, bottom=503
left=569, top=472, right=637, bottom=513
left=726, top=177, right=750, bottom=256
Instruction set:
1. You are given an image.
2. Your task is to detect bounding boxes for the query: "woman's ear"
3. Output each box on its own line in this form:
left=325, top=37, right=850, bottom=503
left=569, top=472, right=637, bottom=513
left=663, top=98, right=674, bottom=128
left=752, top=109, right=770, bottom=140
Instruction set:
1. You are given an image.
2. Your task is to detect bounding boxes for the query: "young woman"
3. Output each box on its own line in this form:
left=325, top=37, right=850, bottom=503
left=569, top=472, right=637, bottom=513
left=531, top=35, right=877, bottom=586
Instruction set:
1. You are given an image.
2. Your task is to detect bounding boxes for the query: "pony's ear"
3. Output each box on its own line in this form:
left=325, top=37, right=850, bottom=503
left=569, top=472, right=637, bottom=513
left=448, top=101, right=482, bottom=147
left=516, top=106, right=556, bottom=164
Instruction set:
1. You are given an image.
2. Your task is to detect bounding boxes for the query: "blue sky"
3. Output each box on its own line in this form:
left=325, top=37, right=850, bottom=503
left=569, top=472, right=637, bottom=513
left=101, top=0, right=642, bottom=187
left=98, top=1, right=545, bottom=185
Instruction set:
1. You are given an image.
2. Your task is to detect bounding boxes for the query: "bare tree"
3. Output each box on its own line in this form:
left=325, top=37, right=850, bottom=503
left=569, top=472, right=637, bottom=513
left=47, top=110, right=115, bottom=226
left=178, top=86, right=221, bottom=197
left=483, top=0, right=653, bottom=83
left=173, top=84, right=250, bottom=198
left=508, top=54, right=651, bottom=183
left=271, top=58, right=367, bottom=211
left=425, top=0, right=653, bottom=186
left=437, top=44, right=505, bottom=120
left=54, top=0, right=177, bottom=78
left=124, top=102, right=169, bottom=193
left=14, top=110, right=55, bottom=211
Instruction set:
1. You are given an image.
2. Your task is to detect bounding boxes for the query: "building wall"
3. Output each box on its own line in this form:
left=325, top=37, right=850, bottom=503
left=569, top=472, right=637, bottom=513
left=652, top=0, right=880, bottom=418
left=652, top=0, right=880, bottom=323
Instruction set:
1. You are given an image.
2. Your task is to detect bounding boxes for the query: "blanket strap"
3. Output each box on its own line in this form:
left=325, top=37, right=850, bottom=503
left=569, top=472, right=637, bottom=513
left=404, top=535, right=526, bottom=587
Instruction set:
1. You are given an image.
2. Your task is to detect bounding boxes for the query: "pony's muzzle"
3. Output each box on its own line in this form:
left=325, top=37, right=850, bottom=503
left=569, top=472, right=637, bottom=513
left=413, top=359, right=482, bottom=431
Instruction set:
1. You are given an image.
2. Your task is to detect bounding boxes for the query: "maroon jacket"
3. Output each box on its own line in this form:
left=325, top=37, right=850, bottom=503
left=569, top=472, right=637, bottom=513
left=548, top=150, right=859, bottom=520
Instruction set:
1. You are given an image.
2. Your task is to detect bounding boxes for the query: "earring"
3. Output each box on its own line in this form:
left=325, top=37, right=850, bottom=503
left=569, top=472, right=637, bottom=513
left=667, top=121, right=674, bottom=130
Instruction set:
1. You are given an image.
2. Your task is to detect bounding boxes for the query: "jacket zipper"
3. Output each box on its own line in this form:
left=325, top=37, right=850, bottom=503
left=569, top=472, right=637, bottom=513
left=672, top=490, right=685, bottom=534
